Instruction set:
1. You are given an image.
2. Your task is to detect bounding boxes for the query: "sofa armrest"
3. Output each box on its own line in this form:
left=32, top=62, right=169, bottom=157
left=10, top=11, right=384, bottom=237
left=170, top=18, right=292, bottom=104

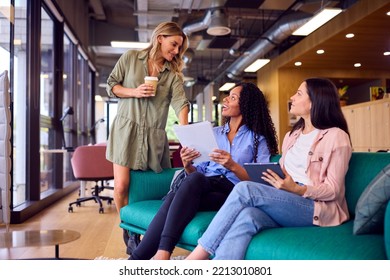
left=385, top=201, right=390, bottom=260
left=128, top=168, right=181, bottom=204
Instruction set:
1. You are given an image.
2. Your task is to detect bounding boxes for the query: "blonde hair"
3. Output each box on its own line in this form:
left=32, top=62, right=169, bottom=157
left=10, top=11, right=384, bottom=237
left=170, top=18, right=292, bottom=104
left=144, top=22, right=188, bottom=77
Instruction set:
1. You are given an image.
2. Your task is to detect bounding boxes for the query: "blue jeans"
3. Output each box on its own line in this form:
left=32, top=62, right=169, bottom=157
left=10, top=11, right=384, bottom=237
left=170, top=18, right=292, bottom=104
left=198, top=181, right=315, bottom=260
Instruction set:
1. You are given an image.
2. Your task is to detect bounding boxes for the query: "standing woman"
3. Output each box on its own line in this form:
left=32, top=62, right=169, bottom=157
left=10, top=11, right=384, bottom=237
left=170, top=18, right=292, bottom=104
left=129, top=82, right=279, bottom=260
left=186, top=77, right=352, bottom=260
left=106, top=21, right=190, bottom=215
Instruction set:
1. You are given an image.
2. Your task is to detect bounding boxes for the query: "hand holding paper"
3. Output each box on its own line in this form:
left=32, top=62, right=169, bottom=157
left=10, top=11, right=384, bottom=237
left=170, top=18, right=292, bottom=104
left=180, top=146, right=201, bottom=168
left=173, top=121, right=219, bottom=164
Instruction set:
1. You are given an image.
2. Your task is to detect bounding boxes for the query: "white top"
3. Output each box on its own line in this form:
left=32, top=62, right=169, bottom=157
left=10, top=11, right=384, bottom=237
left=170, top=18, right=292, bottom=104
left=284, top=129, right=319, bottom=185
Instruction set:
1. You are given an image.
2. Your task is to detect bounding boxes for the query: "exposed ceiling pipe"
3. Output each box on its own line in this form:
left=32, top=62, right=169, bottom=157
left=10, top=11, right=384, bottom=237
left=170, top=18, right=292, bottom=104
left=89, top=0, right=106, bottom=20
left=183, top=10, right=212, bottom=36
left=225, top=12, right=312, bottom=80
left=182, top=0, right=227, bottom=36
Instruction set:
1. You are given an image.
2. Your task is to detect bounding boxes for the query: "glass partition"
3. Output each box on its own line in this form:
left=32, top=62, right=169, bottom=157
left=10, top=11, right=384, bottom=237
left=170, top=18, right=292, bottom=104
left=39, top=6, right=55, bottom=193
left=13, top=0, right=27, bottom=205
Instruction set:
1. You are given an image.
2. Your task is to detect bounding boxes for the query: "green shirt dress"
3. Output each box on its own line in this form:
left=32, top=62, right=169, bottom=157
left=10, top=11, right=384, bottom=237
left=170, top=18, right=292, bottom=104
left=106, top=50, right=190, bottom=172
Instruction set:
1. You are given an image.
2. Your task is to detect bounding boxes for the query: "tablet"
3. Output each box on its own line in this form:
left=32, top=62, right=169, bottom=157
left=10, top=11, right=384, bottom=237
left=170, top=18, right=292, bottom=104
left=243, top=162, right=285, bottom=186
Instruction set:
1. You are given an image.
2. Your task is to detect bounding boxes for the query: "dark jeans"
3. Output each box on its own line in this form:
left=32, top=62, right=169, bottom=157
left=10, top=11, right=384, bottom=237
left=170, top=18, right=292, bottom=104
left=130, top=171, right=234, bottom=260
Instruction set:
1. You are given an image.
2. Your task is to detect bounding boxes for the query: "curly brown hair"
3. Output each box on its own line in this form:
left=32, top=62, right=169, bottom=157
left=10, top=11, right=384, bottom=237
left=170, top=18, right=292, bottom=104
left=224, top=82, right=279, bottom=161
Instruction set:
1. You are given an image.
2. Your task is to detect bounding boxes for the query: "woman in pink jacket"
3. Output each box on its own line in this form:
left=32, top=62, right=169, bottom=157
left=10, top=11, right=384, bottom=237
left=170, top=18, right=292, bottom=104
left=186, top=77, right=352, bottom=260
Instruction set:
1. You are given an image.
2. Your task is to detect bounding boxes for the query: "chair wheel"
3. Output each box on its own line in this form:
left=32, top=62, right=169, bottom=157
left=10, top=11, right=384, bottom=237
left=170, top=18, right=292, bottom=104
left=76, top=202, right=81, bottom=207
left=107, top=199, right=112, bottom=205
left=68, top=206, right=73, bottom=213
left=99, top=207, right=104, bottom=214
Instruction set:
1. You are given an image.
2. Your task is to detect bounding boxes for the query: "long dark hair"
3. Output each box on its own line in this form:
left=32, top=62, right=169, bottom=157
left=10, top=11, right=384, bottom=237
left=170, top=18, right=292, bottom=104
left=291, top=78, right=350, bottom=136
left=225, top=82, right=279, bottom=161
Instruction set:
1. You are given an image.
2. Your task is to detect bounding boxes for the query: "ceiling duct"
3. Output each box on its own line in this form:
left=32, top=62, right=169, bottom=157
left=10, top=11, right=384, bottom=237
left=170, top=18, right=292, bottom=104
left=89, top=0, right=106, bottom=20
left=207, top=9, right=231, bottom=36
left=183, top=10, right=212, bottom=36
left=226, top=12, right=311, bottom=80
left=183, top=0, right=228, bottom=36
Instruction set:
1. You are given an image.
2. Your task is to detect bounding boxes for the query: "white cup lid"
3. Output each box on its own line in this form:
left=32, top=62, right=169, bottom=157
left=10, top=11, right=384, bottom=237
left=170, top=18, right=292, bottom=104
left=145, top=76, right=158, bottom=81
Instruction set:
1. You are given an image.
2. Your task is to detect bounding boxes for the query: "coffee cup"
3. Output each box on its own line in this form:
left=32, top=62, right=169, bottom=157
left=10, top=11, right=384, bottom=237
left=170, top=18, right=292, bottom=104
left=144, top=76, right=158, bottom=95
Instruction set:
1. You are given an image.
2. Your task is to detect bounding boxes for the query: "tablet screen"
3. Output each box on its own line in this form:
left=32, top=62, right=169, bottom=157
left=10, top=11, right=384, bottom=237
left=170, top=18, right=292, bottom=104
left=243, top=162, right=284, bottom=186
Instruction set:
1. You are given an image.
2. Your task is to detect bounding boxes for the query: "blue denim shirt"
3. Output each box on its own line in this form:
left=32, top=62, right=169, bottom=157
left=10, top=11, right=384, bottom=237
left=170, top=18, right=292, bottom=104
left=195, top=123, right=271, bottom=185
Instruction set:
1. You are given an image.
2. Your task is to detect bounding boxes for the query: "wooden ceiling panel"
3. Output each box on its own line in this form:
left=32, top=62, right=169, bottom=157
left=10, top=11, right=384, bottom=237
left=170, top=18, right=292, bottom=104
left=282, top=4, right=390, bottom=71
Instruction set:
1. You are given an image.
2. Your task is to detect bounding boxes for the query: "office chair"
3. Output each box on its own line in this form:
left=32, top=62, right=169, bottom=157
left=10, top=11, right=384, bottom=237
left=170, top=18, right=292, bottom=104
left=92, top=142, right=114, bottom=195
left=68, top=144, right=114, bottom=214
left=171, top=144, right=183, bottom=167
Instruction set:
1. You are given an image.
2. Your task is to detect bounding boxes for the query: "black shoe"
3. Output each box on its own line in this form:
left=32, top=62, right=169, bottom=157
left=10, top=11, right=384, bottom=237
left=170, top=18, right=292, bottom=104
left=126, top=233, right=141, bottom=255
left=122, top=229, right=130, bottom=247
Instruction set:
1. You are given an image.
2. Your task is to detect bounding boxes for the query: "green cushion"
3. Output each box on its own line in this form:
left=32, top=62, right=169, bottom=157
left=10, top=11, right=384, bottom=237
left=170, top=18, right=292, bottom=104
left=345, top=153, right=390, bottom=216
left=353, top=164, right=390, bottom=234
left=179, top=211, right=216, bottom=246
left=245, top=221, right=386, bottom=260
left=270, top=154, right=281, bottom=163
left=121, top=201, right=163, bottom=230
left=385, top=203, right=390, bottom=259
left=120, top=200, right=216, bottom=249
left=128, top=168, right=179, bottom=203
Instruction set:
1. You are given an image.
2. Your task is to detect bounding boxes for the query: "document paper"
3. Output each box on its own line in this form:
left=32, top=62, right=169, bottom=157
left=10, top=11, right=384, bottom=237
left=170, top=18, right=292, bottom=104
left=173, top=121, right=219, bottom=163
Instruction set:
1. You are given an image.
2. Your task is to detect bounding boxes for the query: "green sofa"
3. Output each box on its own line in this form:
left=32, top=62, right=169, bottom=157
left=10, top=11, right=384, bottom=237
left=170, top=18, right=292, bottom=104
left=120, top=152, right=390, bottom=259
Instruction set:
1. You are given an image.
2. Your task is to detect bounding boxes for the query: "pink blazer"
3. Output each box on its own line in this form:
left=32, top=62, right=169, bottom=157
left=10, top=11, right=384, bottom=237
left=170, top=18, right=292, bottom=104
left=280, top=128, right=352, bottom=226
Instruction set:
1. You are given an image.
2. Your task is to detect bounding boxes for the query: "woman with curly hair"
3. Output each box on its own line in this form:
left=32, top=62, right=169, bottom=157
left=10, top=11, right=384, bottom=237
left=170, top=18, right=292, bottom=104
left=186, top=78, right=352, bottom=260
left=129, top=82, right=278, bottom=260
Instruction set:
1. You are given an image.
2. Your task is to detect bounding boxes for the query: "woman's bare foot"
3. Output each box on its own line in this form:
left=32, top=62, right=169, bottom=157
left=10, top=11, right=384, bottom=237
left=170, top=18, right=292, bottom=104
left=152, top=250, right=171, bottom=260
left=185, top=245, right=210, bottom=260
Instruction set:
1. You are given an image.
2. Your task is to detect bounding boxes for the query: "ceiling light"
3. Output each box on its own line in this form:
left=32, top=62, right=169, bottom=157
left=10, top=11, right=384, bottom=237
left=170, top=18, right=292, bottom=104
left=293, top=8, right=342, bottom=36
left=316, top=49, right=325, bottom=54
left=354, top=63, right=361, bottom=68
left=207, top=10, right=231, bottom=36
left=110, top=41, right=149, bottom=49
left=384, top=51, right=390, bottom=56
left=345, top=33, right=355, bottom=38
left=219, top=83, right=235, bottom=92
left=294, top=61, right=302, bottom=66
left=244, top=59, right=270, bottom=72
left=387, top=11, right=390, bottom=16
